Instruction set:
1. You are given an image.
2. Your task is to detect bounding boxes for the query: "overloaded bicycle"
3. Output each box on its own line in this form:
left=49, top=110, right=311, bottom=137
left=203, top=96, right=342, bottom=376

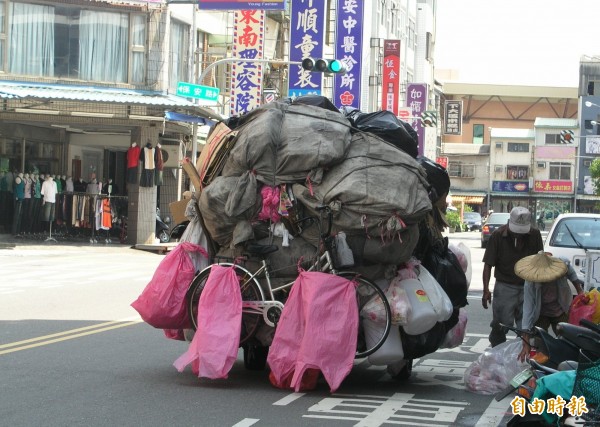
left=185, top=205, right=392, bottom=369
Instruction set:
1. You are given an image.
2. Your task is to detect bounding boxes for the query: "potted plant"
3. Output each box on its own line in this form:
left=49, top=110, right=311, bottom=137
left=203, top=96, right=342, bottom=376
left=446, top=210, right=463, bottom=233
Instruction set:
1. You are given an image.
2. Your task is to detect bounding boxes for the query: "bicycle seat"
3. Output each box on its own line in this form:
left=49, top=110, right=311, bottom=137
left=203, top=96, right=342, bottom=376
left=245, top=243, right=278, bottom=256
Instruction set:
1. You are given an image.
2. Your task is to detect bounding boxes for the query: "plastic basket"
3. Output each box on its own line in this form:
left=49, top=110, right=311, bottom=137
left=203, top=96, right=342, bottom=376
left=572, top=350, right=600, bottom=425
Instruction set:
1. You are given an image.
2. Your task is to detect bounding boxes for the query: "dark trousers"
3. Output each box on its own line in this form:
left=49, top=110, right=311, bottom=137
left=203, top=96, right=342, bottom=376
left=489, top=282, right=524, bottom=347
left=12, top=199, right=23, bottom=235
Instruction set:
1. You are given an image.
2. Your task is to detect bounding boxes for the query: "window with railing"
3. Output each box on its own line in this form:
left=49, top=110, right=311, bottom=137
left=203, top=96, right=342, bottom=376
left=506, top=165, right=529, bottom=180
left=545, top=134, right=562, bottom=145
left=169, top=19, right=190, bottom=91
left=507, top=142, right=529, bottom=152
left=448, top=162, right=475, bottom=178
left=549, top=162, right=571, bottom=180
left=2, top=1, right=146, bottom=83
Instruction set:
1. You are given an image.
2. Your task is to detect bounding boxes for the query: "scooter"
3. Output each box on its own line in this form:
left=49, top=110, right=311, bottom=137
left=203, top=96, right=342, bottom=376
left=156, top=208, right=170, bottom=243
left=168, top=220, right=189, bottom=242
left=502, top=321, right=600, bottom=426
left=496, top=321, right=600, bottom=401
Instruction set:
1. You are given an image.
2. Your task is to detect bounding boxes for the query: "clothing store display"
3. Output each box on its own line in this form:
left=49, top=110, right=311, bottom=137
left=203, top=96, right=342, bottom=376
left=139, top=143, right=156, bottom=187
left=155, top=143, right=164, bottom=186
left=127, top=142, right=141, bottom=184
left=86, top=179, right=100, bottom=195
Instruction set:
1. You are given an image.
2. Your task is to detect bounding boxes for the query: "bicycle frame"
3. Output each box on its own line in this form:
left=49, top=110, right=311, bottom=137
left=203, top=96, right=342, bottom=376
left=198, top=246, right=338, bottom=327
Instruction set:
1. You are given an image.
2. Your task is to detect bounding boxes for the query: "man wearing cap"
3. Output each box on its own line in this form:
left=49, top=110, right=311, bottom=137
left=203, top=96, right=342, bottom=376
left=482, top=206, right=544, bottom=347
left=516, top=251, right=584, bottom=361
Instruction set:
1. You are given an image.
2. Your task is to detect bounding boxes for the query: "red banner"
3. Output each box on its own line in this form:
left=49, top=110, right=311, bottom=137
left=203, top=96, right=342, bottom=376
left=381, top=40, right=401, bottom=115
left=533, top=180, right=573, bottom=193
left=436, top=156, right=448, bottom=169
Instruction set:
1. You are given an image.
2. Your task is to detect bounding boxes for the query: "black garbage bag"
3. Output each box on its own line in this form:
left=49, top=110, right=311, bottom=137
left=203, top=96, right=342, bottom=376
left=400, top=308, right=460, bottom=359
left=289, top=95, right=340, bottom=112
left=421, top=237, right=469, bottom=308
left=417, top=156, right=450, bottom=203
left=342, top=109, right=418, bottom=158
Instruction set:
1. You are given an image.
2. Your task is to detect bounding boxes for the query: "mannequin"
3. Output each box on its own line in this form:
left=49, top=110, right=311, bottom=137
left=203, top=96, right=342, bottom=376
left=86, top=178, right=100, bottom=195
left=65, top=176, right=74, bottom=193
left=139, top=141, right=155, bottom=187
left=0, top=171, right=7, bottom=232
left=60, top=175, right=67, bottom=192
left=127, top=142, right=141, bottom=185
left=12, top=172, right=25, bottom=236
left=41, top=175, right=58, bottom=232
left=22, top=173, right=33, bottom=234
left=3, top=169, right=14, bottom=231
left=54, top=174, right=62, bottom=194
left=74, top=177, right=87, bottom=192
left=30, top=174, right=42, bottom=233
left=155, top=143, right=164, bottom=186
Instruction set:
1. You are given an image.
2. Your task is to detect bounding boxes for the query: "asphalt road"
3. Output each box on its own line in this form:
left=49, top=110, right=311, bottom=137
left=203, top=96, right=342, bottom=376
left=0, top=233, right=521, bottom=427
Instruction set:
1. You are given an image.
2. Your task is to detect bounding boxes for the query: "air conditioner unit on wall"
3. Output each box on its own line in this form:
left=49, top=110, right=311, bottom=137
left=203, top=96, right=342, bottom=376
left=584, top=160, right=592, bottom=167
left=494, top=165, right=503, bottom=173
left=160, top=144, right=182, bottom=168
left=537, top=162, right=546, bottom=169
left=495, top=142, right=503, bottom=149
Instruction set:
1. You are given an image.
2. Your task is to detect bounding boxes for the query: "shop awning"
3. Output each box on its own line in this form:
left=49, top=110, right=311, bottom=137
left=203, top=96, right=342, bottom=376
left=164, top=111, right=216, bottom=126
left=0, top=81, right=222, bottom=120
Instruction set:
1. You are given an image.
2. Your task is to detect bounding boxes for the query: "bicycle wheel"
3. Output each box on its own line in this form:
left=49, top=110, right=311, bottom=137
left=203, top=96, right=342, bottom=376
left=186, top=263, right=264, bottom=346
left=337, top=272, right=392, bottom=358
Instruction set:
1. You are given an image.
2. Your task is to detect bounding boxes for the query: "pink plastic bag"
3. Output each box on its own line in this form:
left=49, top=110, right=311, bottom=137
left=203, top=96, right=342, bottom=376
left=569, top=289, right=600, bottom=326
left=131, top=242, right=208, bottom=329
left=267, top=271, right=358, bottom=393
left=173, top=265, right=242, bottom=379
left=440, top=308, right=468, bottom=349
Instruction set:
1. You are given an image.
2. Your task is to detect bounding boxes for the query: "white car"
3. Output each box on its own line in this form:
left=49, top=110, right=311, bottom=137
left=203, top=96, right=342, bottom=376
left=543, top=213, right=600, bottom=287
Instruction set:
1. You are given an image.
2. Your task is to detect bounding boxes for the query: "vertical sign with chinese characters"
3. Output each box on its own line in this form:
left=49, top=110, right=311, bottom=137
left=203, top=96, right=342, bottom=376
left=444, top=100, right=462, bottom=135
left=230, top=10, right=265, bottom=117
left=289, top=0, right=326, bottom=98
left=406, top=83, right=428, bottom=156
left=333, top=0, right=364, bottom=109
left=381, top=39, right=401, bottom=114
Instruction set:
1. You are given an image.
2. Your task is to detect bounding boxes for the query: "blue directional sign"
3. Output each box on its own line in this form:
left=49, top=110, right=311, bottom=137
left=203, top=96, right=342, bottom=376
left=176, top=82, right=220, bottom=102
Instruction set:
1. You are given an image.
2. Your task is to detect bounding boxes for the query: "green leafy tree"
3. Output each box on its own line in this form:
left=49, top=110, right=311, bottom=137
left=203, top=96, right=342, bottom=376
left=589, top=158, right=600, bottom=196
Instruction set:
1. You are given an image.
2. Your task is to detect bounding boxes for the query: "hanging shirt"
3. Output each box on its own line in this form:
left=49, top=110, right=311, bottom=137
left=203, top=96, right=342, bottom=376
left=127, top=145, right=141, bottom=168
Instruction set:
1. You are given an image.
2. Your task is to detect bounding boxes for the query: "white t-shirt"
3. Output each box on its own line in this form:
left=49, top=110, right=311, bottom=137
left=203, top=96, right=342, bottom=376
left=41, top=179, right=58, bottom=203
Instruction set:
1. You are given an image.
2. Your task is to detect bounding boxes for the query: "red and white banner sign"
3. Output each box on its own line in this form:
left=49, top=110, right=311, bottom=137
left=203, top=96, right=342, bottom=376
left=230, top=10, right=265, bottom=117
left=381, top=39, right=401, bottom=115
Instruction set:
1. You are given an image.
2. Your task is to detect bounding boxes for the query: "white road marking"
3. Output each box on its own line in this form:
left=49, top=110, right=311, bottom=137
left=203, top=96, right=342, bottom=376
left=231, top=418, right=260, bottom=427
left=477, top=394, right=514, bottom=425
left=304, top=393, right=469, bottom=426
left=272, top=392, right=305, bottom=406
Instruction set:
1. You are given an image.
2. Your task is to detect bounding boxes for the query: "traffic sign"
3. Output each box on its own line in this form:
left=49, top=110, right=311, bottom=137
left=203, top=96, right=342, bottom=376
left=176, top=82, right=220, bottom=101
left=560, top=130, right=574, bottom=144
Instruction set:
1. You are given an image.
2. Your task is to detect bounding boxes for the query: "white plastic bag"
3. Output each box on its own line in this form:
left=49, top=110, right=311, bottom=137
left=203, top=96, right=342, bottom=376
left=385, top=276, right=412, bottom=325
left=464, top=339, right=529, bottom=395
left=334, top=231, right=354, bottom=268
left=449, top=242, right=472, bottom=289
left=417, top=265, right=453, bottom=322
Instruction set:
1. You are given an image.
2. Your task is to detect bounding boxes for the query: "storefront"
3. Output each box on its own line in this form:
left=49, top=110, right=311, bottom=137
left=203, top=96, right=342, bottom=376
left=0, top=82, right=220, bottom=243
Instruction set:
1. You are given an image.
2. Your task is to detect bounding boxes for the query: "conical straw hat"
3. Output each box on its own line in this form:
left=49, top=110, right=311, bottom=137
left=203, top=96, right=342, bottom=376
left=514, top=251, right=567, bottom=283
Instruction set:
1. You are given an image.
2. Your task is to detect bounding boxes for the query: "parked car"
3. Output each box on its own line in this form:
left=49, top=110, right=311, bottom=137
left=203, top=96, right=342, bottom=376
left=543, top=213, right=600, bottom=284
left=480, top=212, right=511, bottom=248
left=463, top=212, right=482, bottom=231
